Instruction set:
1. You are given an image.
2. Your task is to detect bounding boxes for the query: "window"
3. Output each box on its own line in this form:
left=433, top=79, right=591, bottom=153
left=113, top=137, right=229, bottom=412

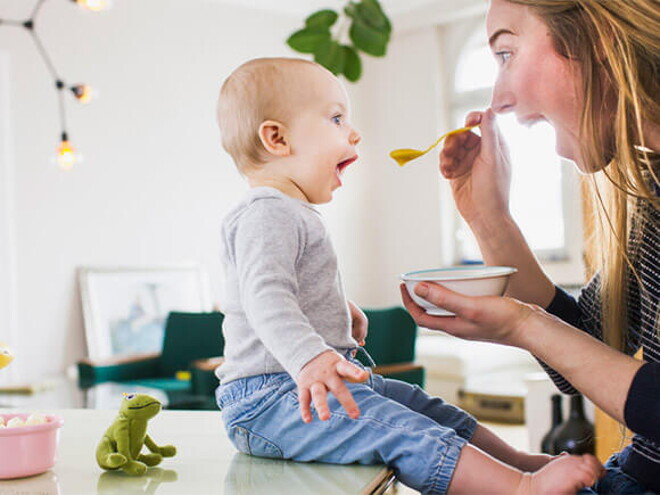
left=446, top=21, right=584, bottom=283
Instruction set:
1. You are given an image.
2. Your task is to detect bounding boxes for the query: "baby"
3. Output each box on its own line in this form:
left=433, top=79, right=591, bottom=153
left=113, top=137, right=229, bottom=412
left=214, top=57, right=603, bottom=494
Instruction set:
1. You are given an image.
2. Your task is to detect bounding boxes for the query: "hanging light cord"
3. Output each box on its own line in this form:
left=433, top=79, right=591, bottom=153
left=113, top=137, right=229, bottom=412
left=0, top=0, right=106, bottom=168
left=0, top=0, right=72, bottom=141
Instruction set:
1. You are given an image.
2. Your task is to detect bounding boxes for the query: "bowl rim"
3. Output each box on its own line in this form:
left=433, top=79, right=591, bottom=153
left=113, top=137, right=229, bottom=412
left=0, top=413, right=64, bottom=437
left=401, top=266, right=517, bottom=282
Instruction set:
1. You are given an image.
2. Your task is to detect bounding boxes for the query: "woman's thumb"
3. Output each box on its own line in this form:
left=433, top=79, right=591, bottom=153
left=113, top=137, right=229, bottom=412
left=478, top=108, right=499, bottom=155
left=415, top=282, right=468, bottom=316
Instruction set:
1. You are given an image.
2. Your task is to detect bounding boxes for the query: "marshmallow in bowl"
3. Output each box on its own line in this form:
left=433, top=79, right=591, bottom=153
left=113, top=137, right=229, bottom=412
left=25, top=414, right=48, bottom=426
left=6, top=417, right=25, bottom=428
left=0, top=414, right=48, bottom=428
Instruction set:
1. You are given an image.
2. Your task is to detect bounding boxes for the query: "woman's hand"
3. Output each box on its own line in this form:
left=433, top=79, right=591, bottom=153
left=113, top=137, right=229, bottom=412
left=440, top=109, right=512, bottom=226
left=400, top=282, right=538, bottom=348
left=402, top=283, right=646, bottom=425
left=348, top=300, right=368, bottom=346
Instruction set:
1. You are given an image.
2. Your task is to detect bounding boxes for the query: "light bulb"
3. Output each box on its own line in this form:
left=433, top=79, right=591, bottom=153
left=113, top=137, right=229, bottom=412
left=70, top=84, right=96, bottom=104
left=75, top=0, right=112, bottom=12
left=56, top=140, right=78, bottom=170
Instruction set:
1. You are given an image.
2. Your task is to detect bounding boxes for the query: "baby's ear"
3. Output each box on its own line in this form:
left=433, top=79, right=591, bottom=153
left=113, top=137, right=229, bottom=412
left=258, top=120, right=290, bottom=157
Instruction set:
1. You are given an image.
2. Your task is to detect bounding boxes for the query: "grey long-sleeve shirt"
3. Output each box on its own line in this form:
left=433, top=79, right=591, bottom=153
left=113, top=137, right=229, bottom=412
left=216, top=187, right=357, bottom=384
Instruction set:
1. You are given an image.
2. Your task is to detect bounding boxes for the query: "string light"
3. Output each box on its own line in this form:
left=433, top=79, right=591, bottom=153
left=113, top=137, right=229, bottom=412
left=73, top=0, right=112, bottom=12
left=70, top=84, right=95, bottom=104
left=0, top=0, right=107, bottom=169
left=56, top=133, right=78, bottom=171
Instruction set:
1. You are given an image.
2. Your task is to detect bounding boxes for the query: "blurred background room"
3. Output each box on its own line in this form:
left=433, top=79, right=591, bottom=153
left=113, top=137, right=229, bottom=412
left=1, top=0, right=609, bottom=464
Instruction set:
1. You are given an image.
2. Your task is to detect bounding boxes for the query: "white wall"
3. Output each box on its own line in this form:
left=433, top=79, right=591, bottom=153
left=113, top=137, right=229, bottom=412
left=0, top=50, right=18, bottom=385
left=0, top=0, right=468, bottom=381
left=325, top=26, right=448, bottom=307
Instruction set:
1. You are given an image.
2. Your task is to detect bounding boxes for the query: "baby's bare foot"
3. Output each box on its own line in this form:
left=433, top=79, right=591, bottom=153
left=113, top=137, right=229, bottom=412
left=517, top=454, right=604, bottom=495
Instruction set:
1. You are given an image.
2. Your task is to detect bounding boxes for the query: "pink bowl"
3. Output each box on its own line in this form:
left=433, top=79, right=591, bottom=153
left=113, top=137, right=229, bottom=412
left=0, top=413, right=64, bottom=479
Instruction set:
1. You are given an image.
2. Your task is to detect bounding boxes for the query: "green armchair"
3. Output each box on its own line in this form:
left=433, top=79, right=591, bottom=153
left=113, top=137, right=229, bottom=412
left=77, top=311, right=225, bottom=410
left=357, top=306, right=425, bottom=387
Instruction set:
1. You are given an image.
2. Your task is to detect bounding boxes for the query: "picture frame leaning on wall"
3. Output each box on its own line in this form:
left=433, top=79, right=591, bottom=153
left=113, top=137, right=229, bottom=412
left=79, top=265, right=212, bottom=361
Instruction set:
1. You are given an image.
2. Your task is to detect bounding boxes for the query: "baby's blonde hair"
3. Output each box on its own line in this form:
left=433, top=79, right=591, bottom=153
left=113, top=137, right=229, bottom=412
left=217, top=57, right=322, bottom=172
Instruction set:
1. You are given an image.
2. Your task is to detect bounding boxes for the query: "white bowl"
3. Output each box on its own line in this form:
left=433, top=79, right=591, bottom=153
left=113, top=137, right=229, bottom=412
left=401, top=266, right=517, bottom=316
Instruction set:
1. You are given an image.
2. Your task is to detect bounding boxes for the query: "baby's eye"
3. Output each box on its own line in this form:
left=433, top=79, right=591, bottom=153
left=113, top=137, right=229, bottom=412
left=494, top=50, right=511, bottom=65
left=331, top=114, right=343, bottom=125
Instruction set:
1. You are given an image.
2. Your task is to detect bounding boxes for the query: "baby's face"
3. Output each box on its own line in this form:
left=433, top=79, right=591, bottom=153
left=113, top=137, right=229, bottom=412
left=279, top=66, right=361, bottom=204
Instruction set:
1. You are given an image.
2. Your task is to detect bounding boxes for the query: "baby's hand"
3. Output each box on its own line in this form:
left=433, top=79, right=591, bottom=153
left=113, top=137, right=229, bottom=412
left=348, top=301, right=368, bottom=346
left=296, top=350, right=369, bottom=423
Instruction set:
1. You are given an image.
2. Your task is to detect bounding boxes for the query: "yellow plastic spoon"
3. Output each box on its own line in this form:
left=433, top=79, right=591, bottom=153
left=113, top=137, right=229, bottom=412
left=390, top=124, right=479, bottom=167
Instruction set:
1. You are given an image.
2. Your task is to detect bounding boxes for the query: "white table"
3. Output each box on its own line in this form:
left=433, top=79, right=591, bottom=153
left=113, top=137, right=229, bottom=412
left=0, top=408, right=394, bottom=494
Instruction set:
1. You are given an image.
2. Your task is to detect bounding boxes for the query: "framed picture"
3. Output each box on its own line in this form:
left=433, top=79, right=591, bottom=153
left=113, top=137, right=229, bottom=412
left=79, top=265, right=212, bottom=361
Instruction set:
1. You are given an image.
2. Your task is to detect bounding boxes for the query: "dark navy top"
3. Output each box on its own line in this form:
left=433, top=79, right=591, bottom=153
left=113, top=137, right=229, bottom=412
left=544, top=184, right=659, bottom=491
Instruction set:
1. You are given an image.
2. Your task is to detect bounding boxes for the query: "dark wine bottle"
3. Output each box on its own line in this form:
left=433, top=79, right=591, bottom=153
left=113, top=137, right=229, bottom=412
left=551, top=394, right=595, bottom=455
left=540, top=394, right=563, bottom=454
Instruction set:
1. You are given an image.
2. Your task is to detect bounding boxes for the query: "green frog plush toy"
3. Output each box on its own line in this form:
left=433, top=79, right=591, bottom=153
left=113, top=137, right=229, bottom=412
left=96, top=393, right=177, bottom=475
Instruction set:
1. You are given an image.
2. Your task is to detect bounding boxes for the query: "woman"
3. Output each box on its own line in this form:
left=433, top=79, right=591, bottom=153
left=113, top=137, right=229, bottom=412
left=401, top=0, right=659, bottom=492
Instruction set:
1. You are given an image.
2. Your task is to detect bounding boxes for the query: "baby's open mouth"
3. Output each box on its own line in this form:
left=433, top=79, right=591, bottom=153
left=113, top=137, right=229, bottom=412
left=337, top=156, right=357, bottom=174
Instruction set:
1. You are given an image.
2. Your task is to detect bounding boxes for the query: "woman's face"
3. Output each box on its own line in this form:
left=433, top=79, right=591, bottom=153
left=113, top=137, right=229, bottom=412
left=487, top=0, right=589, bottom=171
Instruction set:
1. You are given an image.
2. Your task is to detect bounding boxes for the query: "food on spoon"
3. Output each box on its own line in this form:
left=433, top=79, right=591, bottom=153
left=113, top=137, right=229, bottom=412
left=389, top=124, right=478, bottom=167
left=0, top=343, right=13, bottom=369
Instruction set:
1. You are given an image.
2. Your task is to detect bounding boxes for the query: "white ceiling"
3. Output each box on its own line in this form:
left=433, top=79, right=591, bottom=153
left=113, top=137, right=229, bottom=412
left=202, top=0, right=486, bottom=25
left=203, top=0, right=440, bottom=16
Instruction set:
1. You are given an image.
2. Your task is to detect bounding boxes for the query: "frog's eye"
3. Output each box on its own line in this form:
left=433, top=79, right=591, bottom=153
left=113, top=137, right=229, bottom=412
left=123, top=393, right=136, bottom=400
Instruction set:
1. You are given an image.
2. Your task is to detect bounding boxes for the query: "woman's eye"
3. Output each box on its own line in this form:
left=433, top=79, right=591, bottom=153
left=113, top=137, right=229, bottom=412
left=494, top=51, right=511, bottom=65
left=331, top=115, right=342, bottom=125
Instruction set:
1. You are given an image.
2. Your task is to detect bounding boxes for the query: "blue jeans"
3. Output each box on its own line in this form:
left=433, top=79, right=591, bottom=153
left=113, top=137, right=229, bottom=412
left=579, top=448, right=657, bottom=494
left=216, top=367, right=477, bottom=494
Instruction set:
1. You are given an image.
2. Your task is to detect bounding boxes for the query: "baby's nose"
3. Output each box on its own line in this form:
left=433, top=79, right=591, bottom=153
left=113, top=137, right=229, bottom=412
left=350, top=128, right=361, bottom=145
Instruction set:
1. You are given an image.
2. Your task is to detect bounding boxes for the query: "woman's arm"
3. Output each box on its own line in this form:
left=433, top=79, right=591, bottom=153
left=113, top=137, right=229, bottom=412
left=440, top=109, right=555, bottom=306
left=525, top=308, right=658, bottom=443
left=469, top=213, right=556, bottom=307
left=519, top=307, right=643, bottom=424
left=400, top=283, right=643, bottom=425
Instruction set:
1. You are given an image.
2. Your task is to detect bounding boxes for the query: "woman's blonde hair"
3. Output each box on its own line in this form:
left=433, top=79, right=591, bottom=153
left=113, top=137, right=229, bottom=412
left=217, top=57, right=320, bottom=172
left=505, top=0, right=660, bottom=349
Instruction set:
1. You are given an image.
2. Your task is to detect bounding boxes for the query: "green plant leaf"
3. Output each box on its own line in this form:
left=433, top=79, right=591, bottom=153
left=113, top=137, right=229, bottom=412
left=344, top=2, right=358, bottom=19
left=288, top=0, right=392, bottom=82
left=314, top=40, right=345, bottom=76
left=345, top=0, right=390, bottom=35
left=287, top=28, right=332, bottom=54
left=349, top=17, right=388, bottom=57
left=342, top=45, right=362, bottom=82
left=305, top=9, right=339, bottom=29
left=356, top=0, right=391, bottom=35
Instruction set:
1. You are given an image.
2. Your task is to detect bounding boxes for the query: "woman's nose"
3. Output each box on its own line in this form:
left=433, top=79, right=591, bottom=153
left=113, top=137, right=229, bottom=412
left=490, top=79, right=515, bottom=114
